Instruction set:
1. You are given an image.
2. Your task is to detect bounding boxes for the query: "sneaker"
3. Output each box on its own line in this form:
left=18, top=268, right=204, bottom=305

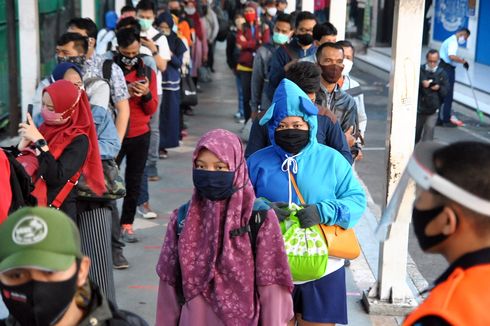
left=450, top=115, right=464, bottom=127
left=159, top=149, right=168, bottom=159
left=113, top=252, right=130, bottom=269
left=121, top=224, right=138, bottom=243
left=137, top=202, right=157, bottom=219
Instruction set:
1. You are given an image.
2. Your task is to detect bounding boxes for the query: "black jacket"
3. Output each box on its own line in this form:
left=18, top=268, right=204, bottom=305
left=418, top=65, right=448, bottom=115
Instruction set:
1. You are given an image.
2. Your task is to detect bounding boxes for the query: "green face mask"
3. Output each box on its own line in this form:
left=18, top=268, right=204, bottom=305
left=273, top=32, right=289, bottom=45
left=139, top=18, right=153, bottom=31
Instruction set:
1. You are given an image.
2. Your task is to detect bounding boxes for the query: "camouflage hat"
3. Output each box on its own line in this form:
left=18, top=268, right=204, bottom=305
left=0, top=207, right=82, bottom=273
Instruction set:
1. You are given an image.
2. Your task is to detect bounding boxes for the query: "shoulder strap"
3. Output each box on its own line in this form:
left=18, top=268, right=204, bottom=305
left=152, top=32, right=164, bottom=42
left=176, top=201, right=190, bottom=236
left=289, top=172, right=306, bottom=205
left=248, top=210, right=268, bottom=258
left=282, top=43, right=299, bottom=61
left=102, top=59, right=113, bottom=81
left=49, top=171, right=82, bottom=209
left=144, top=65, right=153, bottom=82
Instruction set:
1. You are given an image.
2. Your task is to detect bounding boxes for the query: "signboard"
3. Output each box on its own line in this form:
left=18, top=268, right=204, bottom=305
left=433, top=0, right=469, bottom=42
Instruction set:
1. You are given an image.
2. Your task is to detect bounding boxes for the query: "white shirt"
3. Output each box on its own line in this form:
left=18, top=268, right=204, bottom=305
left=439, top=34, right=459, bottom=66
left=140, top=26, right=172, bottom=95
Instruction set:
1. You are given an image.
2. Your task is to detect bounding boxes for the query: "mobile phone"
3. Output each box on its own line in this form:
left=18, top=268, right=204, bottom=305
left=429, top=81, right=438, bottom=87
left=27, top=104, right=33, bottom=117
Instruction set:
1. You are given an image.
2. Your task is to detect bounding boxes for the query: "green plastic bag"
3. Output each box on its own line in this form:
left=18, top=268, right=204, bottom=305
left=280, top=205, right=328, bottom=282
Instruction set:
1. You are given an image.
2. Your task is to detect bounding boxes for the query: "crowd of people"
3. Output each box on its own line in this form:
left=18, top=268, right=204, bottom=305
left=0, top=1, right=488, bottom=326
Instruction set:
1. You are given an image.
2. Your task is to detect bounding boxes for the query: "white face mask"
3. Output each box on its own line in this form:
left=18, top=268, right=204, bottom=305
left=266, top=7, right=277, bottom=17
left=342, top=58, right=353, bottom=76
left=184, top=7, right=196, bottom=15
left=457, top=36, right=466, bottom=45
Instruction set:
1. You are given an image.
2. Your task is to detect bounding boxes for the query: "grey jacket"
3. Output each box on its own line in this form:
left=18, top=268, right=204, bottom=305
left=316, top=84, right=359, bottom=133
left=251, top=43, right=276, bottom=113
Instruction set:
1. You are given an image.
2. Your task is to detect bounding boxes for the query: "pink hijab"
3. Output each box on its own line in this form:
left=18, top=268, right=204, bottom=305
left=157, top=129, right=292, bottom=325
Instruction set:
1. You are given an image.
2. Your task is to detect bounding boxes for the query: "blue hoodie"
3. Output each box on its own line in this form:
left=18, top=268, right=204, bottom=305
left=247, top=79, right=366, bottom=229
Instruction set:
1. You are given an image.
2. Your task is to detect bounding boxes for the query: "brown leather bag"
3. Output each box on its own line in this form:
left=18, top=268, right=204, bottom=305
left=289, top=172, right=361, bottom=260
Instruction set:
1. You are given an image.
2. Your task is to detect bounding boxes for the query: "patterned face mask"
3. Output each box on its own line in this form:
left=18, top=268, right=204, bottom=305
left=119, top=54, right=139, bottom=67
left=56, top=55, right=86, bottom=68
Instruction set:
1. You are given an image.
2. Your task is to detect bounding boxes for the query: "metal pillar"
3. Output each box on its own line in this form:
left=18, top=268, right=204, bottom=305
left=81, top=0, right=96, bottom=21
left=18, top=0, right=40, bottom=122
left=6, top=0, right=20, bottom=137
left=329, top=0, right=347, bottom=40
left=362, top=0, right=425, bottom=315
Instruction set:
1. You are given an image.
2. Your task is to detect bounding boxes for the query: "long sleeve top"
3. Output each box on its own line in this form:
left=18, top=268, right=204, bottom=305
left=236, top=23, right=271, bottom=68
left=250, top=44, right=276, bottom=113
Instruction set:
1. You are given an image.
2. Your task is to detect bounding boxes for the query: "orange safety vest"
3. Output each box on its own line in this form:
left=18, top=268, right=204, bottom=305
left=403, top=264, right=490, bottom=326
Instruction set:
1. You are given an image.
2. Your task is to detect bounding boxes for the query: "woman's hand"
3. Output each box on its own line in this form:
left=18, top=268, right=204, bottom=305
left=17, top=137, right=31, bottom=151
left=18, top=113, right=44, bottom=143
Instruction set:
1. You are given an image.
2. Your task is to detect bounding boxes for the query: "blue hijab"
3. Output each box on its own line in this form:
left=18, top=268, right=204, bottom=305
left=50, top=62, right=83, bottom=83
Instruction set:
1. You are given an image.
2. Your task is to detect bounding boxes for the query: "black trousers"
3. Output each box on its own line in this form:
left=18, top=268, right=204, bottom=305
left=238, top=70, right=252, bottom=122
left=116, top=132, right=150, bottom=225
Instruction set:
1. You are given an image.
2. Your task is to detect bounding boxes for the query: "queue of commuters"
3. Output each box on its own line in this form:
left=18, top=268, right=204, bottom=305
left=1, top=1, right=486, bottom=326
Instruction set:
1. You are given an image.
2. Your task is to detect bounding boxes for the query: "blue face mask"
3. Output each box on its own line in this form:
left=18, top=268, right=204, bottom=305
left=192, top=169, right=235, bottom=201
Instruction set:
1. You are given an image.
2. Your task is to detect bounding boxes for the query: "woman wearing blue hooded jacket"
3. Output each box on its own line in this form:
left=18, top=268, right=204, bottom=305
left=247, top=78, right=366, bottom=325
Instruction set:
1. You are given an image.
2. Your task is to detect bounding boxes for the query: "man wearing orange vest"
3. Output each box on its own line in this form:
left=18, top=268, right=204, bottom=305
left=381, top=141, right=490, bottom=326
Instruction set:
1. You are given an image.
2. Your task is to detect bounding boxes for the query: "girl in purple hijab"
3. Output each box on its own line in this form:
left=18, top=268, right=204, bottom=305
left=156, top=129, right=293, bottom=326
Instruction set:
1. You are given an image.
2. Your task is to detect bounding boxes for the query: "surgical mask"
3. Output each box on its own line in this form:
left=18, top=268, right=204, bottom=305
left=172, top=24, right=178, bottom=33
left=272, top=32, right=289, bottom=45
left=425, top=64, right=438, bottom=73
left=138, top=18, right=153, bottom=31
left=184, top=7, right=196, bottom=15
left=244, top=12, right=256, bottom=23
left=56, top=55, right=86, bottom=68
left=274, top=129, right=309, bottom=154
left=119, top=54, right=139, bottom=67
left=296, top=33, right=314, bottom=46
left=240, top=0, right=247, bottom=4
left=319, top=64, right=343, bottom=84
left=0, top=272, right=78, bottom=326
left=266, top=7, right=277, bottom=16
left=342, top=58, right=353, bottom=76
left=412, top=206, right=450, bottom=251
left=193, top=169, right=236, bottom=201
left=41, top=106, right=70, bottom=125
left=457, top=36, right=466, bottom=45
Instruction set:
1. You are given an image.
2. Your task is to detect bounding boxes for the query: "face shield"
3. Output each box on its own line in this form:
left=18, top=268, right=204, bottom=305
left=376, top=141, right=490, bottom=241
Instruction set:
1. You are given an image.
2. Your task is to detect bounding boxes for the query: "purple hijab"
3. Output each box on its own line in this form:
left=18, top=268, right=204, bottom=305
left=157, top=129, right=292, bottom=325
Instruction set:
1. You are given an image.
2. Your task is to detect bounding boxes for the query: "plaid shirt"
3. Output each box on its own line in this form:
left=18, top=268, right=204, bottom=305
left=83, top=54, right=130, bottom=105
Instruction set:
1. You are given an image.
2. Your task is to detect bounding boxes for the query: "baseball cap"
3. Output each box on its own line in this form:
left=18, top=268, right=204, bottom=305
left=0, top=207, right=83, bottom=273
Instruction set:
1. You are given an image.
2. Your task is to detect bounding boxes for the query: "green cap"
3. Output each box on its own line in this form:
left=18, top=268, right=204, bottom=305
left=0, top=207, right=83, bottom=273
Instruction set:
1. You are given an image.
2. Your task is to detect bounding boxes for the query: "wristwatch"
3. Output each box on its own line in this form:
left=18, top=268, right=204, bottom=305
left=34, top=139, right=47, bottom=150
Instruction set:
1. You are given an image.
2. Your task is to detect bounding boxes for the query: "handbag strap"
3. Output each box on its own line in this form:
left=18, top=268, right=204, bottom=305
left=289, top=171, right=306, bottom=205
left=50, top=171, right=81, bottom=209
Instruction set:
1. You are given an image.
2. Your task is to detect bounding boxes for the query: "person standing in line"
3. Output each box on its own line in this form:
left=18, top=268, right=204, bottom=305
left=250, top=13, right=293, bottom=120
left=300, top=21, right=337, bottom=63
left=226, top=12, right=246, bottom=122
left=202, top=0, right=219, bottom=73
left=135, top=0, right=171, bottom=186
left=266, top=11, right=317, bottom=101
left=438, top=27, right=470, bottom=127
left=416, top=49, right=448, bottom=144
left=236, top=1, right=271, bottom=123
left=96, top=11, right=118, bottom=55
left=156, top=129, right=293, bottom=325
left=378, top=141, right=490, bottom=326
left=155, top=12, right=188, bottom=157
left=113, top=29, right=158, bottom=244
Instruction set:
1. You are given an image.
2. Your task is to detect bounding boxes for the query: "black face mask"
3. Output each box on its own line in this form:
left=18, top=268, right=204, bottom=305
left=274, top=129, right=310, bottom=154
left=56, top=55, right=86, bottom=68
left=0, top=271, right=78, bottom=326
left=296, top=33, right=314, bottom=46
left=193, top=169, right=236, bottom=201
left=412, top=206, right=451, bottom=251
left=170, top=9, right=182, bottom=17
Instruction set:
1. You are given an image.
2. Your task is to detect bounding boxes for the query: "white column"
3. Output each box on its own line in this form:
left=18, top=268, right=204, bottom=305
left=286, top=0, right=296, bottom=14
left=302, top=0, right=314, bottom=12
left=115, top=0, right=126, bottom=16
left=329, top=0, right=347, bottom=40
left=81, top=0, right=96, bottom=21
left=18, top=0, right=40, bottom=119
left=363, top=0, right=424, bottom=315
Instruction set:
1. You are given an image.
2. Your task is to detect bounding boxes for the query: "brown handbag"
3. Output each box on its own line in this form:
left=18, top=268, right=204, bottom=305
left=289, top=172, right=361, bottom=260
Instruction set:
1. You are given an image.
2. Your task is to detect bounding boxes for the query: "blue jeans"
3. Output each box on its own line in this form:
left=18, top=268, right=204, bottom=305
left=236, top=73, right=244, bottom=117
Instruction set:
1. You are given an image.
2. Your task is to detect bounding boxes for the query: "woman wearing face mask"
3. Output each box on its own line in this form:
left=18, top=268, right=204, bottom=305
left=236, top=1, right=271, bottom=123
left=14, top=80, right=105, bottom=221
left=155, top=12, right=188, bottom=156
left=156, top=129, right=294, bottom=326
left=183, top=0, right=209, bottom=90
left=247, top=79, right=366, bottom=326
